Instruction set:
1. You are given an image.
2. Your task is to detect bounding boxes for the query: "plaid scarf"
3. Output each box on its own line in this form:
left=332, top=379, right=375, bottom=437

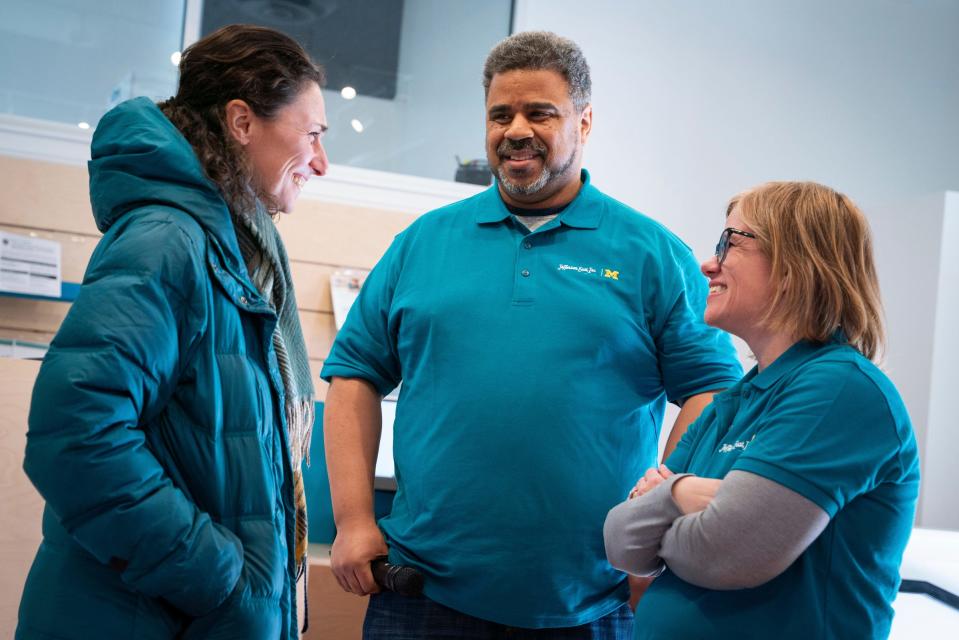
left=232, top=203, right=314, bottom=625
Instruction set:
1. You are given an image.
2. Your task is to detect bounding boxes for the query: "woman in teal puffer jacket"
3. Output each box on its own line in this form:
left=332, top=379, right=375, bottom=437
left=18, top=25, right=329, bottom=639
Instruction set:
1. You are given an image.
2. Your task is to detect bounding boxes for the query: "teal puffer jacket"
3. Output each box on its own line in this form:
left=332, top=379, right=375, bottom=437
left=18, top=97, right=299, bottom=639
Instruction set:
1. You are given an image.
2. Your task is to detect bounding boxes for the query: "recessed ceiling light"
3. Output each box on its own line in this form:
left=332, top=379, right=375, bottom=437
left=170, top=51, right=181, bottom=66
left=351, top=118, right=364, bottom=133
left=341, top=86, right=357, bottom=100
left=77, top=122, right=91, bottom=130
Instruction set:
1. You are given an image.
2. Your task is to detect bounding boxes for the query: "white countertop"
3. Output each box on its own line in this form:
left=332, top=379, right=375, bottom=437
left=890, top=527, right=959, bottom=639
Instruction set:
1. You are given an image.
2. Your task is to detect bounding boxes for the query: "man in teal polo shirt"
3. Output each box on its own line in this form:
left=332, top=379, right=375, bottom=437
left=321, top=31, right=742, bottom=637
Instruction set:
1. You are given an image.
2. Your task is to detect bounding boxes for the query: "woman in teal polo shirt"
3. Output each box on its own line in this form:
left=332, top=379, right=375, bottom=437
left=604, top=181, right=919, bottom=639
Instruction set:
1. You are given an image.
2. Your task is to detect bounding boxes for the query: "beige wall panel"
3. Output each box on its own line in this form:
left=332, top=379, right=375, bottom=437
left=290, top=262, right=337, bottom=314
left=305, top=550, right=367, bottom=639
left=300, top=310, right=337, bottom=361
left=275, top=200, right=416, bottom=268
left=0, top=358, right=44, bottom=638
left=0, top=156, right=97, bottom=236
left=0, top=299, right=69, bottom=336
left=0, top=225, right=99, bottom=284
left=0, top=156, right=419, bottom=270
left=0, top=328, right=56, bottom=346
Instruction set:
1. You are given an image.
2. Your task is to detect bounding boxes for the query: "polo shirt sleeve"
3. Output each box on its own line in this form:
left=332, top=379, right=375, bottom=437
left=649, top=236, right=742, bottom=404
left=731, top=362, right=905, bottom=517
left=320, top=234, right=405, bottom=396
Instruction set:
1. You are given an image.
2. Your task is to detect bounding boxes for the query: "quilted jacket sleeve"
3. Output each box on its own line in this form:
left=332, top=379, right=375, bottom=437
left=24, top=211, right=243, bottom=617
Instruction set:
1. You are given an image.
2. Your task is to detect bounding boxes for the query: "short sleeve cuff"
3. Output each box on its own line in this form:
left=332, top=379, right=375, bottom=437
left=733, top=457, right=840, bottom=517
left=667, top=375, right=742, bottom=406
left=319, top=362, right=396, bottom=397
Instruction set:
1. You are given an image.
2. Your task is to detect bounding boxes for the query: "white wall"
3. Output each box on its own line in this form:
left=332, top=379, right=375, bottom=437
left=923, top=192, right=959, bottom=529
left=871, top=193, right=951, bottom=525
left=515, top=0, right=959, bottom=526
left=513, top=0, right=959, bottom=256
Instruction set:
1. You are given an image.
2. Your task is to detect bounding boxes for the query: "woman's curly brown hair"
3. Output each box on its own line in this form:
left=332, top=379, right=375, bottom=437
left=157, top=24, right=324, bottom=216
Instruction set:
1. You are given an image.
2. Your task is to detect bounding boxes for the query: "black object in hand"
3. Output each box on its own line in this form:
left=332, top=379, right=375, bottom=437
left=371, top=556, right=424, bottom=596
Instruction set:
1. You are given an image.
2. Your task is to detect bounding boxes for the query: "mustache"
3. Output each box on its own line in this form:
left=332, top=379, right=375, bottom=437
left=497, top=138, right=547, bottom=157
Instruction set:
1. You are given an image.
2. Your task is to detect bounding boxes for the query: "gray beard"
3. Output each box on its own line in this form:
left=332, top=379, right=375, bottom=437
left=496, top=150, right=577, bottom=198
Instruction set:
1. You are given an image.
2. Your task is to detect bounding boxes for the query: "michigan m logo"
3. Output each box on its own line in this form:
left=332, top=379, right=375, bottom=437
left=603, top=269, right=619, bottom=280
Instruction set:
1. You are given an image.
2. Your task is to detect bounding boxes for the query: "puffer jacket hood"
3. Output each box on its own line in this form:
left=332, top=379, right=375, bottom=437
left=88, top=96, right=245, bottom=274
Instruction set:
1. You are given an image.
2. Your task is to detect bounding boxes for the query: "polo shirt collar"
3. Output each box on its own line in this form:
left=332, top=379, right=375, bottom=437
left=748, top=331, right=847, bottom=391
left=474, top=169, right=604, bottom=229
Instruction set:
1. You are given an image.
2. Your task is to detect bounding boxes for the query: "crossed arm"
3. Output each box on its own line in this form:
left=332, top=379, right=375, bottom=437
left=605, top=467, right=830, bottom=590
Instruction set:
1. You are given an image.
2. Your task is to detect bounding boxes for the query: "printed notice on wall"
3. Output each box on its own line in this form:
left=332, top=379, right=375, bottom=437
left=330, top=268, right=370, bottom=330
left=0, top=231, right=61, bottom=298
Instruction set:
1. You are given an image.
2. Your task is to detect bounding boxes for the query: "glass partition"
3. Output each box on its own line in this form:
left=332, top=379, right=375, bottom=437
left=1, top=0, right=512, bottom=185
left=0, top=0, right=185, bottom=128
left=199, top=0, right=513, bottom=184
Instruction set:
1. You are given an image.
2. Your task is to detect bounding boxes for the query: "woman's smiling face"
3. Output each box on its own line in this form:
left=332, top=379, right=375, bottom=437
left=242, top=82, right=329, bottom=213
left=700, top=207, right=775, bottom=344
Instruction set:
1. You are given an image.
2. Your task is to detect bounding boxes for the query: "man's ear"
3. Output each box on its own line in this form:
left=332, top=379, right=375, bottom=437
left=224, top=99, right=255, bottom=145
left=579, top=104, right=592, bottom=143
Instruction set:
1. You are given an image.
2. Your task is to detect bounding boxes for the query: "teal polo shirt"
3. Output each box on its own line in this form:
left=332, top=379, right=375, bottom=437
left=637, top=338, right=920, bottom=640
left=321, top=170, right=742, bottom=627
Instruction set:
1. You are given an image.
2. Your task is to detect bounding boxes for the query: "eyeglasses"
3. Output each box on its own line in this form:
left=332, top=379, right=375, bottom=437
left=715, top=227, right=757, bottom=266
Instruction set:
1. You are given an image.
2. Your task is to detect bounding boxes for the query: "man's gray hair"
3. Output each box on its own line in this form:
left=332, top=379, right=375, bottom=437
left=482, top=31, right=591, bottom=111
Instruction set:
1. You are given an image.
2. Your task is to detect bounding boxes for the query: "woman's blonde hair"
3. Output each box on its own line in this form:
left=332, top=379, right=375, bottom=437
left=729, top=181, right=885, bottom=361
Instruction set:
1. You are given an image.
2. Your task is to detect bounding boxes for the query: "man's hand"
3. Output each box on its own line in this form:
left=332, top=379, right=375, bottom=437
left=330, top=519, right=389, bottom=596
left=628, top=464, right=674, bottom=499
left=670, top=476, right=722, bottom=514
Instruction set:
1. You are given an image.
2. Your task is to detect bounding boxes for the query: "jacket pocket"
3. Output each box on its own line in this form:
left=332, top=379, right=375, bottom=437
left=180, top=569, right=284, bottom=640
left=134, top=593, right=186, bottom=639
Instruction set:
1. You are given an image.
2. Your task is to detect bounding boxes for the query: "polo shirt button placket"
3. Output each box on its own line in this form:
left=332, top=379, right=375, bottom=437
left=523, top=240, right=532, bottom=250
left=521, top=269, right=530, bottom=277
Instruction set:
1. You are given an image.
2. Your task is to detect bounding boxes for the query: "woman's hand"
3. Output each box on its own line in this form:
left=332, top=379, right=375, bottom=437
left=628, top=464, right=674, bottom=499
left=670, top=476, right=722, bottom=514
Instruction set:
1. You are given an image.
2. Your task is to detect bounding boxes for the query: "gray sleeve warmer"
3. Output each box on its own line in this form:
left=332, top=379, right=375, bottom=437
left=604, top=471, right=830, bottom=589
left=660, top=470, right=829, bottom=589
left=603, top=474, right=690, bottom=577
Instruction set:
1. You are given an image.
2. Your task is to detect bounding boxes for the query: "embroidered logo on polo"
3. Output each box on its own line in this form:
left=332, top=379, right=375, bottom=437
left=557, top=263, right=622, bottom=279
left=558, top=263, right=597, bottom=274
left=718, top=434, right=755, bottom=453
